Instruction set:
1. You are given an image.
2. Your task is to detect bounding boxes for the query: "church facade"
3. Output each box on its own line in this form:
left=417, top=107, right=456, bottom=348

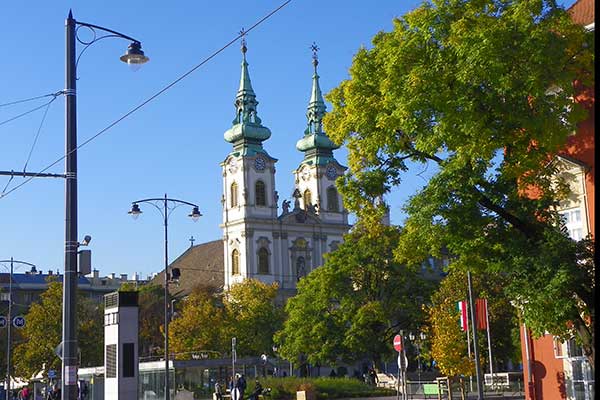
left=220, top=42, right=350, bottom=299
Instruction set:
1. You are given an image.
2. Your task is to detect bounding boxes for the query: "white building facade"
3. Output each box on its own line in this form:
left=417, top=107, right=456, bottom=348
left=221, top=42, right=349, bottom=299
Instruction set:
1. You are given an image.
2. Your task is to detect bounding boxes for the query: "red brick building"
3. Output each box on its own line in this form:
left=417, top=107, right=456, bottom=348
left=520, top=1, right=595, bottom=399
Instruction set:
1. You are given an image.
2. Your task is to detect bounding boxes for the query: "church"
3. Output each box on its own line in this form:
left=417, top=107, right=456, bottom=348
left=161, top=41, right=350, bottom=301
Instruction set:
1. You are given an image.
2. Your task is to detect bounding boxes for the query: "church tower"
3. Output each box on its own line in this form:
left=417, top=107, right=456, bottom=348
left=222, top=38, right=278, bottom=288
left=294, top=44, right=347, bottom=225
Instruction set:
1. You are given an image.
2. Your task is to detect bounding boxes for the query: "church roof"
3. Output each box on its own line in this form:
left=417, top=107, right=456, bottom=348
left=568, top=0, right=594, bottom=26
left=152, top=239, right=224, bottom=298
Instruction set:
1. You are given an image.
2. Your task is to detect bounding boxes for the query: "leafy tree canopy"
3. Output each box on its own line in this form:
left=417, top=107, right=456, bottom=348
left=427, top=270, right=521, bottom=378
left=324, top=0, right=594, bottom=365
left=13, top=280, right=103, bottom=378
left=223, top=279, right=283, bottom=358
left=276, top=225, right=432, bottom=367
left=169, top=285, right=225, bottom=359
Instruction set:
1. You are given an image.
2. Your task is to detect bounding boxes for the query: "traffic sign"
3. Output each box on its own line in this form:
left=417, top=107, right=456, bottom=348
left=0, top=316, right=6, bottom=328
left=12, top=315, right=25, bottom=328
left=393, top=334, right=403, bottom=352
left=397, top=353, right=408, bottom=370
left=48, top=370, right=57, bottom=379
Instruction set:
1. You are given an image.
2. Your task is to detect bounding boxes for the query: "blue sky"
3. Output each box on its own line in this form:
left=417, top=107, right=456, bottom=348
left=0, top=0, right=576, bottom=280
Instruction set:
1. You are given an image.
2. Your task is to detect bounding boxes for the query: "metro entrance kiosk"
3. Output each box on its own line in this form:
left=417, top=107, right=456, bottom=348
left=104, top=291, right=139, bottom=400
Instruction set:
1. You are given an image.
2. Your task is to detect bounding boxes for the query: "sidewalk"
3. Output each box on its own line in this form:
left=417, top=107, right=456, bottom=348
left=340, top=394, right=525, bottom=400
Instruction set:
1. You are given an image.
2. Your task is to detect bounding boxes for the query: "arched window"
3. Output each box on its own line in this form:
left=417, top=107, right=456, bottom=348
left=303, top=189, right=312, bottom=209
left=327, top=187, right=339, bottom=212
left=230, top=182, right=238, bottom=207
left=231, top=249, right=240, bottom=275
left=296, top=256, right=306, bottom=281
left=255, top=181, right=266, bottom=206
left=258, top=247, right=269, bottom=275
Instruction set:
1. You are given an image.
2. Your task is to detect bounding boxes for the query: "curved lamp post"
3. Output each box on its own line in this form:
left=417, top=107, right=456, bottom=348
left=62, top=11, right=148, bottom=399
left=128, top=194, right=201, bottom=400
left=0, top=258, right=37, bottom=400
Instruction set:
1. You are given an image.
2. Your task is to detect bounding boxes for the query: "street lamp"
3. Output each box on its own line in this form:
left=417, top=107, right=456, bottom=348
left=62, top=10, right=149, bottom=400
left=128, top=194, right=201, bottom=400
left=408, top=332, right=427, bottom=386
left=0, top=258, right=36, bottom=400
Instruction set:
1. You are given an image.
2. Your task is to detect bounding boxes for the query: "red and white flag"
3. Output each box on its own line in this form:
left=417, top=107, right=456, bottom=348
left=475, top=298, right=488, bottom=330
left=457, top=300, right=468, bottom=331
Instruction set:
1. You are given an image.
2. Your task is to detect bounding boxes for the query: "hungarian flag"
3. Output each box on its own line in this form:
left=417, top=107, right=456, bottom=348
left=475, top=298, right=488, bottom=330
left=457, top=300, right=468, bottom=331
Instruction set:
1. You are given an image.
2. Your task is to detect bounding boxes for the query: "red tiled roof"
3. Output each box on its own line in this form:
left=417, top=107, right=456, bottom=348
left=568, top=0, right=595, bottom=26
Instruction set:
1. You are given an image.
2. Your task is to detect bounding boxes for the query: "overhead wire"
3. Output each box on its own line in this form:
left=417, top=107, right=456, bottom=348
left=0, top=0, right=292, bottom=200
left=0, top=92, right=60, bottom=108
left=1, top=91, right=61, bottom=195
left=0, top=93, right=60, bottom=128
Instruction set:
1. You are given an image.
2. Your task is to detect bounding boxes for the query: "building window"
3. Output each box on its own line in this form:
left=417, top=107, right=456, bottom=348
left=232, top=249, right=240, bottom=275
left=255, top=181, right=266, bottom=206
left=303, top=189, right=312, bottom=209
left=231, top=182, right=238, bottom=207
left=327, top=187, right=339, bottom=212
left=258, top=248, right=269, bottom=275
left=559, top=208, right=583, bottom=240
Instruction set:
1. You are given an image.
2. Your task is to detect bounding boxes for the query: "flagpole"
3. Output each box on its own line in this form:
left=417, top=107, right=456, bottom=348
left=485, top=299, right=494, bottom=377
left=467, top=270, right=484, bottom=400
left=466, top=302, right=473, bottom=392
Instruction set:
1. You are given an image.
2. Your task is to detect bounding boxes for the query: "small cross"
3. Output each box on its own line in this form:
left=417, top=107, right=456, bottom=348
left=189, top=236, right=195, bottom=248
left=239, top=28, right=247, bottom=51
left=310, top=42, right=319, bottom=62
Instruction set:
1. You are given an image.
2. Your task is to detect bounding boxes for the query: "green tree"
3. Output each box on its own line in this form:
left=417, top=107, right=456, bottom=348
left=324, top=0, right=594, bottom=366
left=138, top=284, right=165, bottom=358
left=427, top=270, right=520, bottom=378
left=276, top=225, right=431, bottom=367
left=169, top=285, right=226, bottom=359
left=223, top=279, right=283, bottom=358
left=13, top=280, right=103, bottom=378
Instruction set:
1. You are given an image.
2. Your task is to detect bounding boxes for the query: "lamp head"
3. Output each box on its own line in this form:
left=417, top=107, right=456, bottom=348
left=189, top=206, right=202, bottom=222
left=128, top=203, right=142, bottom=219
left=420, top=332, right=427, bottom=340
left=120, top=41, right=149, bottom=71
left=409, top=332, right=415, bottom=341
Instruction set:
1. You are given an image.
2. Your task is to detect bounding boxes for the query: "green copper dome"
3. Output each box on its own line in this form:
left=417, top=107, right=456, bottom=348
left=296, top=46, right=339, bottom=165
left=224, top=41, right=271, bottom=147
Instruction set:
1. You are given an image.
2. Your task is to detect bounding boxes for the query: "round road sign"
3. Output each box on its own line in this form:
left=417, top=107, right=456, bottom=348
left=0, top=316, right=6, bottom=328
left=393, top=334, right=403, bottom=352
left=12, top=315, right=25, bottom=328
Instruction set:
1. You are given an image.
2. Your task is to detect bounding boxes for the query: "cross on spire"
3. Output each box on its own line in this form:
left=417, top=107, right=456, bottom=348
left=189, top=236, right=195, bottom=248
left=310, top=42, right=319, bottom=67
left=239, top=28, right=247, bottom=53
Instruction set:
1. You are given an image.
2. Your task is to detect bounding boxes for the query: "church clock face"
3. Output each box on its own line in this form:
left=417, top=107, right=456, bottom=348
left=254, top=156, right=266, bottom=171
left=326, top=165, right=337, bottom=180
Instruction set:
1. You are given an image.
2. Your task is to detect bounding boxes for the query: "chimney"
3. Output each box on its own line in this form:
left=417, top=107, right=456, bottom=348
left=93, top=269, right=99, bottom=279
left=48, top=270, right=53, bottom=276
left=110, top=273, right=116, bottom=279
left=120, top=274, right=127, bottom=281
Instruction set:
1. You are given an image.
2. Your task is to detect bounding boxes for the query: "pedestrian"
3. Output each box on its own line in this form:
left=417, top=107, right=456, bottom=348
left=46, top=385, right=60, bottom=400
left=18, top=386, right=30, bottom=400
left=215, top=380, right=223, bottom=400
left=237, top=374, right=247, bottom=400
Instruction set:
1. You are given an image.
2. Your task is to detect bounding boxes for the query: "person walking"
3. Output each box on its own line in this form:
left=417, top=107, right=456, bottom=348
left=237, top=374, right=247, bottom=400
